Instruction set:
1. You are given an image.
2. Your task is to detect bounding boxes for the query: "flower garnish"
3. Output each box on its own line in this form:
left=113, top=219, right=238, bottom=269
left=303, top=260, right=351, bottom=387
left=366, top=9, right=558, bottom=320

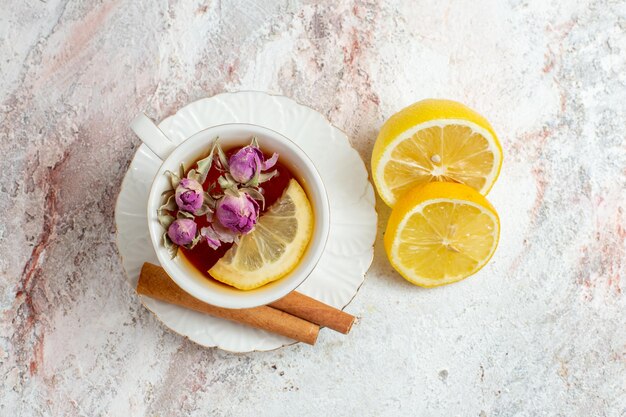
left=218, top=137, right=278, bottom=194
left=175, top=178, right=204, bottom=214
left=167, top=218, right=197, bottom=246
left=228, top=139, right=278, bottom=184
left=228, top=146, right=260, bottom=183
left=215, top=191, right=260, bottom=234
left=157, top=136, right=279, bottom=257
left=159, top=211, right=203, bottom=258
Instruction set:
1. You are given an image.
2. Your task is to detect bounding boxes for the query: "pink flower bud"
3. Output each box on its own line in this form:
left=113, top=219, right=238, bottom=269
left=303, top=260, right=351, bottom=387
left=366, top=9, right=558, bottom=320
left=215, top=192, right=259, bottom=234
left=175, top=178, right=204, bottom=213
left=167, top=218, right=197, bottom=246
left=228, top=146, right=263, bottom=183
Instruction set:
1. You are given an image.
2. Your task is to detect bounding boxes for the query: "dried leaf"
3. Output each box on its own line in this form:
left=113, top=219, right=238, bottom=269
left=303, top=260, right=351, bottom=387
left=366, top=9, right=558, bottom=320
left=162, top=234, right=179, bottom=259
left=216, top=140, right=229, bottom=170
left=158, top=213, right=175, bottom=229
left=218, top=175, right=236, bottom=190
left=224, top=187, right=239, bottom=197
left=158, top=193, right=176, bottom=214
left=179, top=163, right=185, bottom=179
left=241, top=187, right=265, bottom=210
left=187, top=169, right=200, bottom=182
left=195, top=145, right=215, bottom=183
left=203, top=191, right=215, bottom=207
left=177, top=210, right=195, bottom=219
left=162, top=232, right=171, bottom=248
left=195, top=203, right=213, bottom=216
left=258, top=169, right=278, bottom=184
left=187, top=233, right=202, bottom=250
left=251, top=136, right=259, bottom=148
left=165, top=170, right=181, bottom=189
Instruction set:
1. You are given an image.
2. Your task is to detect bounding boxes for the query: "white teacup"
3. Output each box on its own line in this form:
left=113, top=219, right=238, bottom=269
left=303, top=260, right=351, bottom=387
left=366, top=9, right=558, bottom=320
left=131, top=114, right=330, bottom=309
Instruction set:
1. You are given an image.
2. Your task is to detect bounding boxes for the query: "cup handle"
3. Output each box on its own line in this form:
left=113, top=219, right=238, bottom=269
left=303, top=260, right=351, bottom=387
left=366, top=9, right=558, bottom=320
left=130, top=113, right=177, bottom=161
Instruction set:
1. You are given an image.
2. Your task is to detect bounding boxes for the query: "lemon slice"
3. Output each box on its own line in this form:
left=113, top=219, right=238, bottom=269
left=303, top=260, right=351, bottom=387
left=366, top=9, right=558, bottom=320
left=372, top=99, right=502, bottom=206
left=209, top=179, right=313, bottom=290
left=384, top=182, right=500, bottom=287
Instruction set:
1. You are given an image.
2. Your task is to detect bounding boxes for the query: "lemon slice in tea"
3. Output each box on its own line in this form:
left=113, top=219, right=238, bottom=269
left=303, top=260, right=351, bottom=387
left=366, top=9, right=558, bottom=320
left=209, top=179, right=314, bottom=290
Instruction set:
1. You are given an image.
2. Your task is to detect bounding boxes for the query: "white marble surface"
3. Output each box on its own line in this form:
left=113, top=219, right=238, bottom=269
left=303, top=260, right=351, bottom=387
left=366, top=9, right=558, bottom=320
left=1, top=1, right=625, bottom=416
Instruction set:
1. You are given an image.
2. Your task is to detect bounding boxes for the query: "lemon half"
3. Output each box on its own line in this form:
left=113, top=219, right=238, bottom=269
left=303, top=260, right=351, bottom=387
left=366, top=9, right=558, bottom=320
left=384, top=182, right=500, bottom=287
left=372, top=99, right=502, bottom=207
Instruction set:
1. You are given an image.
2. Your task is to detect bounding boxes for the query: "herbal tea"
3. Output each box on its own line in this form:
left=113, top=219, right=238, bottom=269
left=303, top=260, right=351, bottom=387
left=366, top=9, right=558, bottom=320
left=157, top=137, right=314, bottom=290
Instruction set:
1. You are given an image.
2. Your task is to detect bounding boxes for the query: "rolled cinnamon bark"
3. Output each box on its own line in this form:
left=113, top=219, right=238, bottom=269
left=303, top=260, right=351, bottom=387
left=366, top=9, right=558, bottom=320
left=138, top=263, right=319, bottom=345
left=269, top=292, right=355, bottom=334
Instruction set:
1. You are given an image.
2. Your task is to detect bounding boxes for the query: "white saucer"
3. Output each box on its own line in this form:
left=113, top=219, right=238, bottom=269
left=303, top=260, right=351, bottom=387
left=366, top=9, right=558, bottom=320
left=115, top=91, right=377, bottom=352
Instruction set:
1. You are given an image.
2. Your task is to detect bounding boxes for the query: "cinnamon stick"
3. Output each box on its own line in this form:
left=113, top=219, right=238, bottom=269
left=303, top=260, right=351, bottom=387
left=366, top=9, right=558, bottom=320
left=138, top=263, right=319, bottom=345
left=270, top=292, right=355, bottom=334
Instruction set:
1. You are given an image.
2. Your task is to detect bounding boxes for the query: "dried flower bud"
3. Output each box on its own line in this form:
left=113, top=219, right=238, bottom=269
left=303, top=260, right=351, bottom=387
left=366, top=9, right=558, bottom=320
left=228, top=146, right=263, bottom=183
left=175, top=178, right=204, bottom=213
left=167, top=218, right=197, bottom=246
left=215, top=192, right=260, bottom=234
